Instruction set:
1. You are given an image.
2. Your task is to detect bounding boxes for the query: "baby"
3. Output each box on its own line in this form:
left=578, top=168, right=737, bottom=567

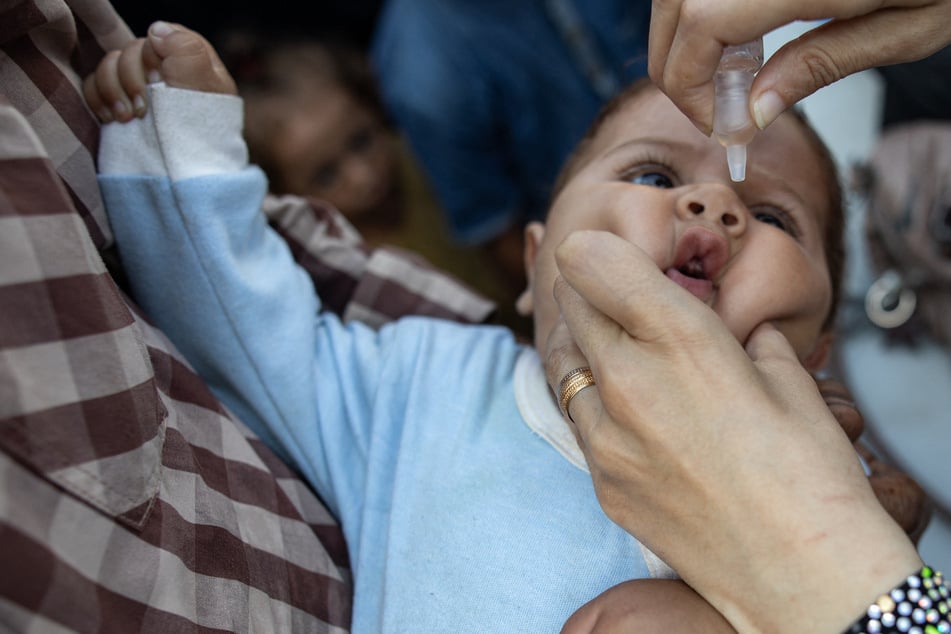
left=88, top=23, right=845, bottom=632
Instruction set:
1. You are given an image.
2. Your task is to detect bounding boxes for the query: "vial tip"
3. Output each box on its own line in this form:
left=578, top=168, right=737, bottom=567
left=726, top=145, right=747, bottom=182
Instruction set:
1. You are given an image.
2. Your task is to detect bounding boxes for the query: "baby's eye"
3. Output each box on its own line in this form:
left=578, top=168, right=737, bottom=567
left=752, top=206, right=799, bottom=238
left=350, top=127, right=375, bottom=153
left=313, top=163, right=339, bottom=189
left=629, top=171, right=675, bottom=189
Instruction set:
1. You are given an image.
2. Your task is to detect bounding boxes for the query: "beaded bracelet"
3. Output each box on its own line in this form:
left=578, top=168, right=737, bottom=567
left=845, top=566, right=950, bottom=634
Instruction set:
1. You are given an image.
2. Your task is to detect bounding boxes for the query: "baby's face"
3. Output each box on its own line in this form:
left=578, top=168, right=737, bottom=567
left=271, top=86, right=397, bottom=219
left=525, top=88, right=835, bottom=369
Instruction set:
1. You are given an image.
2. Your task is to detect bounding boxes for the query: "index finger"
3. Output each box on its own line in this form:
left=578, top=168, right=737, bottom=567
left=647, top=0, right=683, bottom=89
left=553, top=230, right=717, bottom=349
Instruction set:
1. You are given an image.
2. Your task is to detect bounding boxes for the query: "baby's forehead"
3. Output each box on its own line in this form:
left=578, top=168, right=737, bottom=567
left=596, top=89, right=827, bottom=173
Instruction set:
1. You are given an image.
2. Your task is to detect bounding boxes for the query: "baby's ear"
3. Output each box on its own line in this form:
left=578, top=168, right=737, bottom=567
left=516, top=223, right=545, bottom=316
left=803, top=331, right=834, bottom=373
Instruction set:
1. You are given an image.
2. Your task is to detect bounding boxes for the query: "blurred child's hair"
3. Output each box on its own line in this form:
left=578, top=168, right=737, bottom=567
left=223, top=34, right=388, bottom=193
left=551, top=78, right=845, bottom=332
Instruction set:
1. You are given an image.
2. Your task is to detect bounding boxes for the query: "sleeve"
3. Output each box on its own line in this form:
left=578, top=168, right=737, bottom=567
left=97, top=85, right=361, bottom=506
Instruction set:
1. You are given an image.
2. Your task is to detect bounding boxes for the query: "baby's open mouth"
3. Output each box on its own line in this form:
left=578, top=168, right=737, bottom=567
left=678, top=257, right=707, bottom=279
left=664, top=227, right=728, bottom=303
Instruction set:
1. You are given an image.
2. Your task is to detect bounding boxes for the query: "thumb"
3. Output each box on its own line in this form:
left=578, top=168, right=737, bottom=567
left=751, top=12, right=946, bottom=129
left=744, top=321, right=799, bottom=366
left=744, top=322, right=822, bottom=408
left=146, top=21, right=236, bottom=95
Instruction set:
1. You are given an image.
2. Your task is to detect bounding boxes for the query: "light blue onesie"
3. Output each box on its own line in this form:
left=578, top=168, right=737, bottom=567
left=98, top=84, right=672, bottom=633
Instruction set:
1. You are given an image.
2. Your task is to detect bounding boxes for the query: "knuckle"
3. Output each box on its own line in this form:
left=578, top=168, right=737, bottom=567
left=799, top=48, right=843, bottom=90
left=544, top=345, right=573, bottom=384
left=677, top=0, right=708, bottom=31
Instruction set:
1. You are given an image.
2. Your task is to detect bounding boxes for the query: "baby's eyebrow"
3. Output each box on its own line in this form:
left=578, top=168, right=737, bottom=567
left=602, top=138, right=692, bottom=159
left=743, top=168, right=810, bottom=208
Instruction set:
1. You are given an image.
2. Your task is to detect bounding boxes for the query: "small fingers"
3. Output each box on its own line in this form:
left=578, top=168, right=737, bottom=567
left=116, top=38, right=149, bottom=118
left=89, top=49, right=133, bottom=122
left=816, top=378, right=864, bottom=442
left=140, top=37, right=164, bottom=85
left=82, top=61, right=114, bottom=123
left=84, top=39, right=151, bottom=123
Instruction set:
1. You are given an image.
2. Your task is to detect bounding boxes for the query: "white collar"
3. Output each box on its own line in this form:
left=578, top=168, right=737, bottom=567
left=513, top=348, right=589, bottom=472
left=512, top=347, right=677, bottom=580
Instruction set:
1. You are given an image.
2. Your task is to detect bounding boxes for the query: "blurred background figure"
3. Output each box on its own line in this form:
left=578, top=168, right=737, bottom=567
left=228, top=37, right=402, bottom=238
left=372, top=0, right=651, bottom=306
left=218, top=32, right=526, bottom=331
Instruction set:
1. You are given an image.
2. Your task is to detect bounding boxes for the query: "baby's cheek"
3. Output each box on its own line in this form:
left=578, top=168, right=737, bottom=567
left=717, top=251, right=831, bottom=353
left=764, top=264, right=832, bottom=356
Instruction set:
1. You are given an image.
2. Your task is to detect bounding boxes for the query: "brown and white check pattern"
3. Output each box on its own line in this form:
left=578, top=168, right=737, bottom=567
left=0, top=1, right=494, bottom=630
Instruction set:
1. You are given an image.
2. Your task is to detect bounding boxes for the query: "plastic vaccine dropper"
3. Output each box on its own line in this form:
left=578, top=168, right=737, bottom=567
left=713, top=38, right=764, bottom=181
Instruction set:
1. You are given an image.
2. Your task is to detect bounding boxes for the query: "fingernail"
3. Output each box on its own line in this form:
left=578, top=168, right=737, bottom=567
left=691, top=118, right=712, bottom=137
left=147, top=70, right=162, bottom=84
left=753, top=90, right=785, bottom=130
left=133, top=94, right=146, bottom=117
left=113, top=99, right=130, bottom=119
left=97, top=107, right=113, bottom=123
left=149, top=21, right=173, bottom=38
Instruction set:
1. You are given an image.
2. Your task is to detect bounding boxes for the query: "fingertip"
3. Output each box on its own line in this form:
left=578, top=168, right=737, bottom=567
left=112, top=98, right=131, bottom=122
left=132, top=94, right=147, bottom=118
left=148, top=21, right=174, bottom=40
left=554, top=229, right=589, bottom=260
left=752, top=89, right=786, bottom=130
left=744, top=322, right=794, bottom=362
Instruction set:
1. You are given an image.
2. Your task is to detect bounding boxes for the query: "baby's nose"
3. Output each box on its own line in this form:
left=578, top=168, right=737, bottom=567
left=686, top=200, right=740, bottom=227
left=676, top=185, right=747, bottom=236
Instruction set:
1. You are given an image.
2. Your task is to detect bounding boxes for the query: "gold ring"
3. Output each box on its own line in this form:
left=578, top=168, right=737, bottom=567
left=558, top=366, right=596, bottom=422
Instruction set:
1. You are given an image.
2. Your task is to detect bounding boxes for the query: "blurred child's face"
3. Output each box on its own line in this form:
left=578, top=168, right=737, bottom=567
left=271, top=86, right=397, bottom=219
left=523, top=87, right=835, bottom=371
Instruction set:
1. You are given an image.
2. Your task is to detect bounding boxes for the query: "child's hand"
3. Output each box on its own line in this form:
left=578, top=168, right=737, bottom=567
left=83, top=21, right=236, bottom=123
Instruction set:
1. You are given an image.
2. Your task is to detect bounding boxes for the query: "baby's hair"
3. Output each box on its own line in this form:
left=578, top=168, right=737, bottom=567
left=224, top=34, right=388, bottom=193
left=551, top=78, right=845, bottom=332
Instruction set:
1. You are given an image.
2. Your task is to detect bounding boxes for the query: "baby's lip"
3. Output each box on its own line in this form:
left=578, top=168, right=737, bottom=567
left=664, top=226, right=729, bottom=303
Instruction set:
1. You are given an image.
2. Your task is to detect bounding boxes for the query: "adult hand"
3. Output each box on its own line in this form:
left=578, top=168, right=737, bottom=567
left=556, top=377, right=929, bottom=633
left=544, top=230, right=921, bottom=634
left=648, top=0, right=951, bottom=134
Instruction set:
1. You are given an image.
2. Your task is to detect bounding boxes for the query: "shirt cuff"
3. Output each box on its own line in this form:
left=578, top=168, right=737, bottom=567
left=98, top=82, right=247, bottom=181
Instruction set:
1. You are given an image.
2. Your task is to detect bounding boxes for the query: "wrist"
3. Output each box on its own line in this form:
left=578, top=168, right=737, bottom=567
left=714, top=502, right=922, bottom=633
